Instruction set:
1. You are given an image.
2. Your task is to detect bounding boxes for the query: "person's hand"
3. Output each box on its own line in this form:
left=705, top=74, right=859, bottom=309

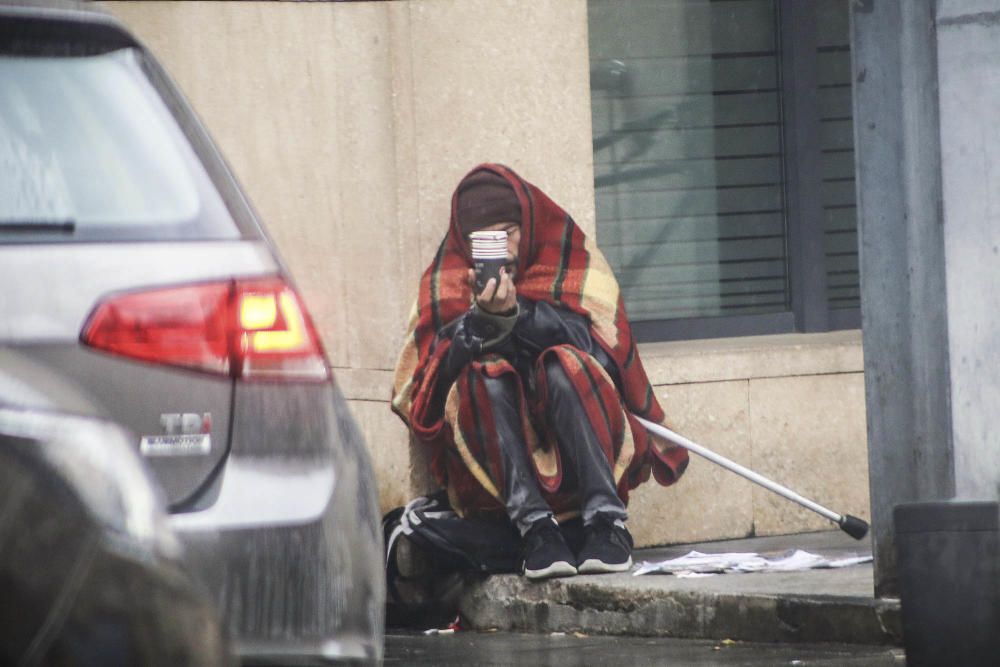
left=468, top=267, right=517, bottom=315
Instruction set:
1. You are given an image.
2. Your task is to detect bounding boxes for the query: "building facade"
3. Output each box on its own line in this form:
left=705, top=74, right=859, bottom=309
left=105, top=0, right=869, bottom=548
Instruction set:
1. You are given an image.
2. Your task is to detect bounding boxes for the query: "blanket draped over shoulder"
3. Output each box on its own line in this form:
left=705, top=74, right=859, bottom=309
left=392, top=163, right=688, bottom=518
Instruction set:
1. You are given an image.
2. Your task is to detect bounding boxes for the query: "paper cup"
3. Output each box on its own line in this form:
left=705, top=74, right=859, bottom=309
left=470, top=231, right=508, bottom=293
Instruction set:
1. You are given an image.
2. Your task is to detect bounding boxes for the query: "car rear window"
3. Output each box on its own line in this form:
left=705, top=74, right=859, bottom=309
left=0, top=48, right=241, bottom=243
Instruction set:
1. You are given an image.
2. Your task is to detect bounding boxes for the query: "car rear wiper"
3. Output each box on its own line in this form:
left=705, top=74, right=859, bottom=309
left=0, top=219, right=76, bottom=233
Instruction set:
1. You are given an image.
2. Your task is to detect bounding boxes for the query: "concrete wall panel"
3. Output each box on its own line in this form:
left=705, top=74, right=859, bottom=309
left=749, top=373, right=870, bottom=536
left=104, top=1, right=423, bottom=373
left=851, top=0, right=952, bottom=595
left=349, top=399, right=413, bottom=513
left=629, top=380, right=754, bottom=547
left=641, top=331, right=863, bottom=387
left=937, top=4, right=1000, bottom=500
left=406, top=0, right=597, bottom=251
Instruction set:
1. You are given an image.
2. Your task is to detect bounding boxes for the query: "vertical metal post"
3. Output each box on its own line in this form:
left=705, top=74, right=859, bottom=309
left=851, top=0, right=954, bottom=597
left=780, top=0, right=830, bottom=332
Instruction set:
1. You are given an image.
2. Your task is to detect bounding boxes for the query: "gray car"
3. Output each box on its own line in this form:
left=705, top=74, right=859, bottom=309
left=0, top=350, right=230, bottom=667
left=0, top=2, right=384, bottom=663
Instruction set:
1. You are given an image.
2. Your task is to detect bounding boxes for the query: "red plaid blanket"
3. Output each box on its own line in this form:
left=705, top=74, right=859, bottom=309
left=392, top=164, right=688, bottom=516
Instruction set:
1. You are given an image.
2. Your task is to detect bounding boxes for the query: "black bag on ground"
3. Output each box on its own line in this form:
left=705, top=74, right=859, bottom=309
left=384, top=492, right=521, bottom=573
left=382, top=491, right=587, bottom=627
left=382, top=491, right=519, bottom=627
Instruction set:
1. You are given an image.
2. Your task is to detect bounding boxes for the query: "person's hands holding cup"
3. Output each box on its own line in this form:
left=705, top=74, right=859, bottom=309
left=469, top=230, right=516, bottom=314
left=467, top=265, right=516, bottom=314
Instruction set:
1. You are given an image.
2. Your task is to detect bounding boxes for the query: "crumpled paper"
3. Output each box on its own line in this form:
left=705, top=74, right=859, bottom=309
left=633, top=549, right=872, bottom=577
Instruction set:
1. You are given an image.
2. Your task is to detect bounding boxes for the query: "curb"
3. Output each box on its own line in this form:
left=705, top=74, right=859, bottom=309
left=458, top=573, right=902, bottom=645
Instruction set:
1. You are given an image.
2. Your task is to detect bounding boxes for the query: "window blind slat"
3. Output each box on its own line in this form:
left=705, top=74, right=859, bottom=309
left=597, top=185, right=783, bottom=221
left=592, top=92, right=780, bottom=133
left=589, top=0, right=778, bottom=60
left=590, top=0, right=787, bottom=323
left=816, top=3, right=859, bottom=310
left=600, top=213, right=784, bottom=245
left=590, top=55, right=778, bottom=100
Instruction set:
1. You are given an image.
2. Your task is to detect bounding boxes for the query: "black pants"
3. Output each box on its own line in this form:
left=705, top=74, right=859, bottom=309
left=482, top=355, right=627, bottom=534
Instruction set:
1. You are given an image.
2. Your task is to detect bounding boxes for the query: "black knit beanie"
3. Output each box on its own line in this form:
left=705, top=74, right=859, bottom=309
left=455, top=171, right=522, bottom=235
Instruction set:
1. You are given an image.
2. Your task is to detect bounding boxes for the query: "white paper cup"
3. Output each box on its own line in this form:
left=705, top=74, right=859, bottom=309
left=469, top=230, right=508, bottom=293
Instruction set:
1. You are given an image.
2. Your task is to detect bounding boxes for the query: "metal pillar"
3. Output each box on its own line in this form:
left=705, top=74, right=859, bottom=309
left=852, top=0, right=954, bottom=597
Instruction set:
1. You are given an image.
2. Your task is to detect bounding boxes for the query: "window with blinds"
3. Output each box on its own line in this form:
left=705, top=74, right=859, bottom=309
left=817, top=0, right=859, bottom=311
left=588, top=0, right=860, bottom=338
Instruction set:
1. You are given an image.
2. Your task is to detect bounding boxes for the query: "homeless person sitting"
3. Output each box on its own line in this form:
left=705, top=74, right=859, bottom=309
left=391, top=164, right=689, bottom=581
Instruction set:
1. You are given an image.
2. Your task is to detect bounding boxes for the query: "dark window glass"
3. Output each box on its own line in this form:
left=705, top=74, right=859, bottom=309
left=816, top=0, right=859, bottom=310
left=589, top=0, right=859, bottom=339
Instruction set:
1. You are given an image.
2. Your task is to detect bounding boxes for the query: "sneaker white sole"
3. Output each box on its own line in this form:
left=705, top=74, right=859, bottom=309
left=524, top=560, right=578, bottom=580
left=577, top=556, right=633, bottom=574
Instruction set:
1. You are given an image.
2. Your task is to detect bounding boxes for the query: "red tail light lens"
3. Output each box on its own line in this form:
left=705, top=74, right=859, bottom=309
left=81, top=277, right=330, bottom=381
left=235, top=277, right=330, bottom=380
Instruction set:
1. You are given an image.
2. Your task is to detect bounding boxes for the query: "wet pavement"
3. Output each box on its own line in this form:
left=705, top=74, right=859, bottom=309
left=384, top=631, right=906, bottom=666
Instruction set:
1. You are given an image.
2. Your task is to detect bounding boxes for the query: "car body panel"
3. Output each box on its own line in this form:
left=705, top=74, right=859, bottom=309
left=17, top=343, right=236, bottom=506
left=176, top=382, right=384, bottom=662
left=0, top=241, right=277, bottom=340
left=1, top=2, right=385, bottom=661
left=0, top=348, right=230, bottom=666
left=0, top=241, right=278, bottom=505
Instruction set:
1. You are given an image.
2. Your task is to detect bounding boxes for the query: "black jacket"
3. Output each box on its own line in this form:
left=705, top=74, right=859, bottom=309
left=433, top=297, right=620, bottom=399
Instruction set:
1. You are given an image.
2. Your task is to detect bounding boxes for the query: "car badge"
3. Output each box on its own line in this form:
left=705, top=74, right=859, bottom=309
left=140, top=412, right=212, bottom=457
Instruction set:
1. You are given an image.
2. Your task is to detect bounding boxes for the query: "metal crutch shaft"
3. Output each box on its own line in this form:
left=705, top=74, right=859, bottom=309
left=635, top=415, right=868, bottom=540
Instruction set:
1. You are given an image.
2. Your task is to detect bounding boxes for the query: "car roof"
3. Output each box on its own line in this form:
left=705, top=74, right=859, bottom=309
left=1, top=0, right=110, bottom=19
left=0, top=0, right=138, bottom=51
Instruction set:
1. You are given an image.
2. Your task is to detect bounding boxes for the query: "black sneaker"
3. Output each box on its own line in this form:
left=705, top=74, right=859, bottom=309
left=576, top=514, right=633, bottom=574
left=521, top=517, right=578, bottom=580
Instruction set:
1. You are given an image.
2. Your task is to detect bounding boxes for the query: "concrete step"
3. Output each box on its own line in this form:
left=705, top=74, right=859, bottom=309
left=457, top=531, right=902, bottom=646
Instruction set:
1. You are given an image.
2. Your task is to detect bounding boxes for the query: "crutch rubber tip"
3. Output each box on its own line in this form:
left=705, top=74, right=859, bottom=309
left=839, top=514, right=869, bottom=540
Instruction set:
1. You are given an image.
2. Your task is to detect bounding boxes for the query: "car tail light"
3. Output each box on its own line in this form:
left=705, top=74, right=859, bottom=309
left=81, top=277, right=330, bottom=381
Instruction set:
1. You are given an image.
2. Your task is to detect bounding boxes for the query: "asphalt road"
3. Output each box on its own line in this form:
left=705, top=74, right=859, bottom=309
left=385, top=631, right=905, bottom=666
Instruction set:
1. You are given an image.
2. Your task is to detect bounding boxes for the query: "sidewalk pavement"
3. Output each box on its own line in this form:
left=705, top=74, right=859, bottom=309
left=457, top=530, right=902, bottom=646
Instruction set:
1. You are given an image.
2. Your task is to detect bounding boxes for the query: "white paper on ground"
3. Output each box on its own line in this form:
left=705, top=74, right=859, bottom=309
left=633, top=549, right=873, bottom=576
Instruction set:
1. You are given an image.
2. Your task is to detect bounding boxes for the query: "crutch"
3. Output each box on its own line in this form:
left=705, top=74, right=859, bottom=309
left=635, top=416, right=869, bottom=540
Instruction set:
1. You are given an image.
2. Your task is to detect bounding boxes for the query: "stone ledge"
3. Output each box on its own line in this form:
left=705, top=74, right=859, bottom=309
left=640, top=330, right=864, bottom=386
left=337, top=330, right=865, bottom=401
left=457, top=531, right=900, bottom=646
left=459, top=576, right=900, bottom=645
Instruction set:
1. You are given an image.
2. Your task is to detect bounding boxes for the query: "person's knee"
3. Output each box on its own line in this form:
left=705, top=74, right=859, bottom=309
left=481, top=373, right=518, bottom=403
left=541, top=346, right=621, bottom=409
left=541, top=349, right=578, bottom=397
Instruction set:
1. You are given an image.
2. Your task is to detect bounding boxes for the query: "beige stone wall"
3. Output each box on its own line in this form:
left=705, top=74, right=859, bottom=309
left=631, top=331, right=871, bottom=545
left=102, top=1, right=870, bottom=548
left=102, top=0, right=596, bottom=514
